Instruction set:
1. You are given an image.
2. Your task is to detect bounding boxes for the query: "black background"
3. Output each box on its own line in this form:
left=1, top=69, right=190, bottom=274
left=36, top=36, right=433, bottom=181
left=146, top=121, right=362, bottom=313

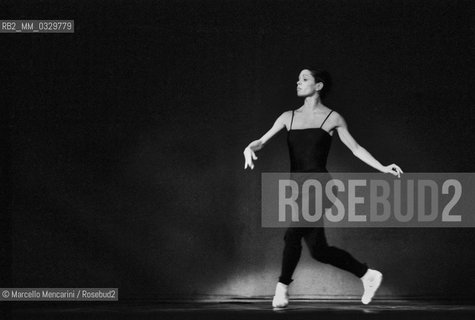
left=2, top=0, right=474, bottom=300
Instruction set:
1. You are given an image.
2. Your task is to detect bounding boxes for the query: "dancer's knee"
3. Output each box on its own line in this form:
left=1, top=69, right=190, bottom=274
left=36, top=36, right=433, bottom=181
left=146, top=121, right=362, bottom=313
left=284, top=238, right=302, bottom=249
left=284, top=236, right=302, bottom=249
left=284, top=228, right=302, bottom=244
left=309, top=246, right=332, bottom=263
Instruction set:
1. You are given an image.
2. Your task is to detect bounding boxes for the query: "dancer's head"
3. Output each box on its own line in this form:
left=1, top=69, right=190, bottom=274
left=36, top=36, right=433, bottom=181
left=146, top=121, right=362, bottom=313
left=296, top=68, right=332, bottom=99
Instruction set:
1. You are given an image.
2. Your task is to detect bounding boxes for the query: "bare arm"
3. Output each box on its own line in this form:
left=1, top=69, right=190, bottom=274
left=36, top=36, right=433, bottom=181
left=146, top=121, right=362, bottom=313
left=333, top=112, right=403, bottom=177
left=243, top=111, right=290, bottom=170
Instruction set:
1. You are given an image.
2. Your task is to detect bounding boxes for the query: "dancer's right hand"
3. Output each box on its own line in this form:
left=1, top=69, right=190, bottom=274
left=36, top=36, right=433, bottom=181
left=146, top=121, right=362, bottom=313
left=243, top=147, right=258, bottom=170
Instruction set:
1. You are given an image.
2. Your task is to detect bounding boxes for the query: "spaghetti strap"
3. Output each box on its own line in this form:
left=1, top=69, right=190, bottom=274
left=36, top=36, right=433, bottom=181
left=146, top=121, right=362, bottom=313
left=320, top=110, right=333, bottom=128
left=289, top=110, right=295, bottom=130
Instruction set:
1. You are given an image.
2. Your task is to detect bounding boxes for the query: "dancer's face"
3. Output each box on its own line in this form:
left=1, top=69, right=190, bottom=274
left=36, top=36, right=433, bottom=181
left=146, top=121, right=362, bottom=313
left=296, top=69, right=323, bottom=97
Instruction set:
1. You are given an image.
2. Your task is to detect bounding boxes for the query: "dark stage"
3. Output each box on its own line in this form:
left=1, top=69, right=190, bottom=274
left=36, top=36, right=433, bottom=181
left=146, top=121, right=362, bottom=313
left=10, top=300, right=475, bottom=320
left=2, top=0, right=475, bottom=319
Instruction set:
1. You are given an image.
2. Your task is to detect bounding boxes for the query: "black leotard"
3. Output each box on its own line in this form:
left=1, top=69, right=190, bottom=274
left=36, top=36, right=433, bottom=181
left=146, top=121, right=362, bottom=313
left=287, top=110, right=334, bottom=173
left=279, top=109, right=369, bottom=286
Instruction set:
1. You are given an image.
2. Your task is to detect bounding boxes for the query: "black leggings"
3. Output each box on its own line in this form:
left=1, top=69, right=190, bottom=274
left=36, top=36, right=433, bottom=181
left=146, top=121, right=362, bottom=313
left=278, top=227, right=368, bottom=285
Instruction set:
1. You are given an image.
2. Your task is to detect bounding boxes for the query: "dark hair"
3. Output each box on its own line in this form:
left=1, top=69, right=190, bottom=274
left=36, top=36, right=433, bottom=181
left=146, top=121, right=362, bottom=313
left=305, top=68, right=332, bottom=99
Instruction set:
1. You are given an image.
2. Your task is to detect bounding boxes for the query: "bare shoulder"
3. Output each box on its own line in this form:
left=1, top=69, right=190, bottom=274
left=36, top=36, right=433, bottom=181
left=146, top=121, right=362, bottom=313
left=330, top=110, right=342, bottom=120
left=281, top=110, right=294, bottom=118
left=329, top=110, right=347, bottom=128
left=277, top=110, right=294, bottom=129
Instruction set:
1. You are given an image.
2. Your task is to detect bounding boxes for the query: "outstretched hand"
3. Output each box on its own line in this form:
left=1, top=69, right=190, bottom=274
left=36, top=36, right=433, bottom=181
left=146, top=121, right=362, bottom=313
left=243, top=147, right=258, bottom=170
left=383, top=163, right=403, bottom=178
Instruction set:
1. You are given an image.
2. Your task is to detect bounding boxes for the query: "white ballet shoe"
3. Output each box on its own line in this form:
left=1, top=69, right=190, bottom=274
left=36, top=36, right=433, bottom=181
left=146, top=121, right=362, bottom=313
left=272, top=282, right=289, bottom=308
left=361, top=269, right=383, bottom=305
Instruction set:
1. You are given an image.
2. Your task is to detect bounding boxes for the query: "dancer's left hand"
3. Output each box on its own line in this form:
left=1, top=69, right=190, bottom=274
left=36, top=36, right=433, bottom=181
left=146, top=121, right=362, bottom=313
left=383, top=164, right=403, bottom=178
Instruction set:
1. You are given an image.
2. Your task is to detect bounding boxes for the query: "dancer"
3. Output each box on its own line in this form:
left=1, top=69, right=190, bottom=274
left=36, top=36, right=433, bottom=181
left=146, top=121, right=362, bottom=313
left=243, top=68, right=403, bottom=308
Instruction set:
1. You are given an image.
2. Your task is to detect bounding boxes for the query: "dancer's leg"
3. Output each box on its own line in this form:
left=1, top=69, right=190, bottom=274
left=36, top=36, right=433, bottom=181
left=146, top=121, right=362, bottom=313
left=273, top=227, right=305, bottom=308
left=303, top=228, right=382, bottom=304
left=279, top=227, right=305, bottom=285
left=303, top=227, right=368, bottom=277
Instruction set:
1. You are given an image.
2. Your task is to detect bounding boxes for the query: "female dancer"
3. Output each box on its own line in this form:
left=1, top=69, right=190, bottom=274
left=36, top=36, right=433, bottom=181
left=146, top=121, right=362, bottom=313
left=243, top=69, right=403, bottom=308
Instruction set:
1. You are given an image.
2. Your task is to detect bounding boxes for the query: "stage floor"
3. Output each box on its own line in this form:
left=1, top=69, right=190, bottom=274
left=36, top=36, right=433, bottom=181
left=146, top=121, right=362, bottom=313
left=10, top=300, right=475, bottom=320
